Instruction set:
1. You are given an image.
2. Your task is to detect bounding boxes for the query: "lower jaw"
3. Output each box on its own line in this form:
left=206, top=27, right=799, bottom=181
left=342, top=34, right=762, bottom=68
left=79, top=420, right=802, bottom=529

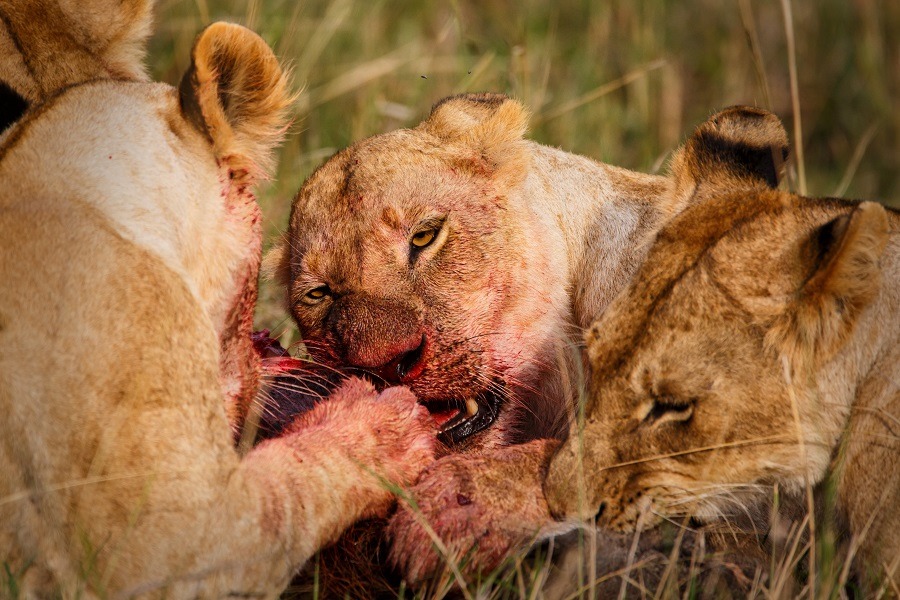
left=243, top=339, right=506, bottom=446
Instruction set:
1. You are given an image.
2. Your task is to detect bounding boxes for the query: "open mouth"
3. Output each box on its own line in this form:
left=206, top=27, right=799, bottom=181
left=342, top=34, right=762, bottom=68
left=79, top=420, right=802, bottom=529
left=423, top=387, right=502, bottom=445
left=250, top=332, right=505, bottom=445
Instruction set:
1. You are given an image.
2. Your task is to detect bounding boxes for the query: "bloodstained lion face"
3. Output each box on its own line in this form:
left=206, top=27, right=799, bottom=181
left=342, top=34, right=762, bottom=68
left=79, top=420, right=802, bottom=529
left=274, top=96, right=569, bottom=448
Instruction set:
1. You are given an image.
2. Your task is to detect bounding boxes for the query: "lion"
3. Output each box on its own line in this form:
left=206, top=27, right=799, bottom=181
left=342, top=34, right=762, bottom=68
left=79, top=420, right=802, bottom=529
left=267, top=101, right=790, bottom=592
left=382, top=106, right=792, bottom=589
left=0, top=5, right=434, bottom=597
left=545, top=108, right=900, bottom=592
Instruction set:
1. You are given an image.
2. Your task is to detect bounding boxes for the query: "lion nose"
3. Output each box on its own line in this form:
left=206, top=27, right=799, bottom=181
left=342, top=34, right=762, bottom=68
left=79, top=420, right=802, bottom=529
left=328, top=292, right=427, bottom=383
left=376, top=335, right=427, bottom=384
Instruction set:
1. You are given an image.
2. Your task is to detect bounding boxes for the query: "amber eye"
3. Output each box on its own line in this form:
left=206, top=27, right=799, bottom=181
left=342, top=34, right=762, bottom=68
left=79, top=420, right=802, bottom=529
left=302, top=286, right=330, bottom=304
left=411, top=229, right=437, bottom=248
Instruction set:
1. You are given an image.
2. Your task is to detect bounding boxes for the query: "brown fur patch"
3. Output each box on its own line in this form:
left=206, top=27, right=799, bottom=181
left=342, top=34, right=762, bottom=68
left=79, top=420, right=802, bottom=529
left=0, top=0, right=154, bottom=102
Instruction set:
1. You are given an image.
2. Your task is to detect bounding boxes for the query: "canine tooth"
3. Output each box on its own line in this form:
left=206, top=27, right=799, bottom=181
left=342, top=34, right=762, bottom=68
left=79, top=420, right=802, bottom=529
left=465, top=398, right=479, bottom=416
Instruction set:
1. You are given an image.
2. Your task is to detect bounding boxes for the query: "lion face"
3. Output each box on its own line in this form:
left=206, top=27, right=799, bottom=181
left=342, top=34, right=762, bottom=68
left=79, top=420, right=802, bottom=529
left=545, top=191, right=890, bottom=532
left=275, top=95, right=569, bottom=446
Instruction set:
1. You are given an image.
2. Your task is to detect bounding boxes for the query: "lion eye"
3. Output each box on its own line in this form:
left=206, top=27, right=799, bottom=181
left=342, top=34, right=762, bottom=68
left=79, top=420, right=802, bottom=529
left=645, top=397, right=695, bottom=425
left=302, top=286, right=330, bottom=304
left=410, top=229, right=437, bottom=248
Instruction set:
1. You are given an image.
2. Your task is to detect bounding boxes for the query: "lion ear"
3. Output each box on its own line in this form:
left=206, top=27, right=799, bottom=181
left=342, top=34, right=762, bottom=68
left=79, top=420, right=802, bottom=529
left=59, top=0, right=155, bottom=81
left=179, top=22, right=292, bottom=181
left=669, top=106, right=789, bottom=204
left=422, top=93, right=530, bottom=187
left=771, top=201, right=889, bottom=366
left=261, top=241, right=291, bottom=287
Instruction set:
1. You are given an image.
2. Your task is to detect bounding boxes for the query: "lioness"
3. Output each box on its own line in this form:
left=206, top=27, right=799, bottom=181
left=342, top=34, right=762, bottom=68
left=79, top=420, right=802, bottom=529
left=0, top=5, right=433, bottom=597
left=385, top=106, right=793, bottom=589
left=545, top=112, right=900, bottom=590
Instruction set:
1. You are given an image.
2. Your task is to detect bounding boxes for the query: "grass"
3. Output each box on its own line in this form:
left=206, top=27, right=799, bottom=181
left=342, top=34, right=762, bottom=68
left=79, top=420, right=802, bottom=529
left=137, top=1, right=900, bottom=598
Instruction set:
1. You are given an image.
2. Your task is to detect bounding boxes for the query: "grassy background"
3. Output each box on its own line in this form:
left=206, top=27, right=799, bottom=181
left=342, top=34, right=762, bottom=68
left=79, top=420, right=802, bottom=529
left=147, top=0, right=899, bottom=335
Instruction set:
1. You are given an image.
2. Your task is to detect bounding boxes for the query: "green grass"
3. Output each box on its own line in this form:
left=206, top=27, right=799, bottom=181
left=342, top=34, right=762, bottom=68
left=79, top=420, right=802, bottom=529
left=147, top=0, right=900, bottom=338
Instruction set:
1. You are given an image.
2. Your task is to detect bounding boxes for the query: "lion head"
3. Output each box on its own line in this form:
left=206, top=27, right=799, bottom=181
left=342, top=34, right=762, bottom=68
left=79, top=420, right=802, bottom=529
left=268, top=93, right=580, bottom=447
left=544, top=108, right=895, bottom=559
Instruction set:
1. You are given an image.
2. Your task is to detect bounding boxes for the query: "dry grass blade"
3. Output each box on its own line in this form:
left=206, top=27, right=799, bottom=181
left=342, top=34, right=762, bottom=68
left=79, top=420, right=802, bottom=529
left=453, top=51, right=497, bottom=94
left=243, top=0, right=260, bottom=31
left=780, top=0, right=807, bottom=195
left=616, top=521, right=645, bottom=600
left=535, top=59, right=667, bottom=124
left=302, top=42, right=422, bottom=111
left=559, top=555, right=661, bottom=600
left=738, top=0, right=772, bottom=111
left=291, top=0, right=353, bottom=84
left=781, top=356, right=816, bottom=600
left=834, top=123, right=879, bottom=197
left=193, top=0, right=210, bottom=24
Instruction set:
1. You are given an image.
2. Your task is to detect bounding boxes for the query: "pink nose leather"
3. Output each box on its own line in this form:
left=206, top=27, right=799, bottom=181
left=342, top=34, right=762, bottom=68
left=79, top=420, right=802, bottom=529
left=328, top=292, right=427, bottom=382
left=374, top=335, right=427, bottom=384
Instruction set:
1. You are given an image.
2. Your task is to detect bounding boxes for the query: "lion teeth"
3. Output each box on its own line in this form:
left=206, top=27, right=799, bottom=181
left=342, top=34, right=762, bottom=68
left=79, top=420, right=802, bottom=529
left=465, top=398, right=479, bottom=416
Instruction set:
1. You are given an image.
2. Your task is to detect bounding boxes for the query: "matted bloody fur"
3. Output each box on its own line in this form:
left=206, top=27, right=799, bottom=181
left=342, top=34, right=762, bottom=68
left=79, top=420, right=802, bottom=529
left=0, top=6, right=434, bottom=597
left=545, top=112, right=900, bottom=591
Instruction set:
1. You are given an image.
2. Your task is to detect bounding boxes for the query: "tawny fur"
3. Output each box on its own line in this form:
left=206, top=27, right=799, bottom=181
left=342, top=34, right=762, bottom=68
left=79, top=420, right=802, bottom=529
left=0, top=19, right=434, bottom=598
left=546, top=114, right=900, bottom=591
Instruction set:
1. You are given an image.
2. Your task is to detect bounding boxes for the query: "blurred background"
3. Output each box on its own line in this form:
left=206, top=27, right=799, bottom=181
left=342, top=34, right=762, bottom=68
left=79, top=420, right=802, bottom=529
left=148, top=0, right=900, bottom=337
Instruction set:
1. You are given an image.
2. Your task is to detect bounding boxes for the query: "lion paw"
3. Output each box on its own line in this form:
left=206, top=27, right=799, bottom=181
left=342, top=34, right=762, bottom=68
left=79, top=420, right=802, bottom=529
left=284, top=377, right=436, bottom=516
left=387, top=438, right=560, bottom=586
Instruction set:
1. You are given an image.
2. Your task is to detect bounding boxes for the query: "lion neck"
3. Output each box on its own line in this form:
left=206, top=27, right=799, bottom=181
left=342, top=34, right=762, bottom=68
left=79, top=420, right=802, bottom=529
left=495, top=143, right=671, bottom=443
left=521, top=142, right=671, bottom=330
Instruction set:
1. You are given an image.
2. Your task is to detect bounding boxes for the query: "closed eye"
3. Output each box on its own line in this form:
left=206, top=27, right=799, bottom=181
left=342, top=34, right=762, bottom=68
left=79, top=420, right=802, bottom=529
left=643, top=396, right=695, bottom=426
